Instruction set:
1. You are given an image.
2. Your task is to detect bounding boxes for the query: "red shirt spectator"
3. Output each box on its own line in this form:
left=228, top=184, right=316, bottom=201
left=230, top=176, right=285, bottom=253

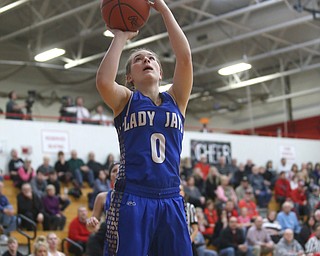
left=291, top=180, right=307, bottom=206
left=194, top=154, right=210, bottom=180
left=274, top=171, right=291, bottom=204
left=238, top=189, right=259, bottom=219
left=203, top=199, right=218, bottom=236
left=68, top=206, right=90, bottom=255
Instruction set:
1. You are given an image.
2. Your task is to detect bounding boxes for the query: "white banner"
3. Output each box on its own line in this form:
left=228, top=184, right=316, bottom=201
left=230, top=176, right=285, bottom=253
left=41, top=130, right=70, bottom=154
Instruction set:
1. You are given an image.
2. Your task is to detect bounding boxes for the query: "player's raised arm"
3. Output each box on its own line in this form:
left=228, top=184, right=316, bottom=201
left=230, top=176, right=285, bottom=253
left=96, top=30, right=138, bottom=116
left=86, top=192, right=107, bottom=232
left=149, top=0, right=193, bottom=116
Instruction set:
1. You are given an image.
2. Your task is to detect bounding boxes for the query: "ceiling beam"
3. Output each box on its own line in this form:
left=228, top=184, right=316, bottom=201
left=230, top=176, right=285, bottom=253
left=0, top=0, right=100, bottom=43
left=60, top=0, right=284, bottom=68
left=216, top=61, right=320, bottom=92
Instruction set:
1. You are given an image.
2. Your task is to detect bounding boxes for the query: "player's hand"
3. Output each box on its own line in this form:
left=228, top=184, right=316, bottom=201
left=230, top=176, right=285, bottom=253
left=147, top=0, right=168, bottom=13
left=86, top=216, right=99, bottom=229
left=107, top=26, right=139, bottom=40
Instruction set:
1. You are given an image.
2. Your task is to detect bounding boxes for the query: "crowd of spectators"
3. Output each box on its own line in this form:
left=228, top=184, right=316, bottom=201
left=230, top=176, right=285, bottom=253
left=181, top=155, right=320, bottom=255
left=0, top=148, right=118, bottom=255
left=1, top=145, right=320, bottom=255
left=3, top=90, right=113, bottom=126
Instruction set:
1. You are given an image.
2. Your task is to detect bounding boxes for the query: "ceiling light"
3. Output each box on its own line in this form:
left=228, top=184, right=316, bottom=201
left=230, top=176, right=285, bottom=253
left=103, top=30, right=114, bottom=37
left=159, top=84, right=172, bottom=92
left=34, top=48, right=65, bottom=62
left=0, top=0, right=30, bottom=14
left=218, top=62, right=252, bottom=76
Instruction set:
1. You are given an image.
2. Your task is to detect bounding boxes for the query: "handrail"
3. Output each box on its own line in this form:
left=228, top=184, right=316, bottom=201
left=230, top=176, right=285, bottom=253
left=61, top=237, right=83, bottom=255
left=16, top=214, right=37, bottom=255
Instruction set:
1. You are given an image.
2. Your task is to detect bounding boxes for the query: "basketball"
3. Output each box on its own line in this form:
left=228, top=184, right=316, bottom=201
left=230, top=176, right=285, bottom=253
left=101, top=0, right=150, bottom=32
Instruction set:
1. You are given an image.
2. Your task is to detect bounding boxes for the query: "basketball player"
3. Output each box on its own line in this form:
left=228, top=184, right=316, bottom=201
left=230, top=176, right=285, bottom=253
left=87, top=0, right=193, bottom=255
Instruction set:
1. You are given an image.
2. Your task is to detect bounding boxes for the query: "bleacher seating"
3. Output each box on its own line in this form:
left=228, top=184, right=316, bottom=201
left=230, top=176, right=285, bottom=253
left=3, top=179, right=93, bottom=252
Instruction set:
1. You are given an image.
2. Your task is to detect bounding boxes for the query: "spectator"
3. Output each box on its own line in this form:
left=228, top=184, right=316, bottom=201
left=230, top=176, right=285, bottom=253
left=193, top=166, right=205, bottom=193
left=203, top=199, right=218, bottom=238
left=17, top=183, right=46, bottom=230
left=277, top=201, right=301, bottom=235
left=2, top=237, right=24, bottom=256
left=90, top=104, right=113, bottom=126
left=5, top=90, right=26, bottom=120
left=37, top=156, right=54, bottom=177
left=42, top=185, right=67, bottom=231
left=278, top=157, right=291, bottom=176
left=291, top=179, right=309, bottom=219
left=17, top=159, right=35, bottom=188
left=263, top=210, right=282, bottom=243
left=244, top=159, right=254, bottom=176
left=63, top=96, right=90, bottom=124
left=47, top=171, right=61, bottom=195
left=290, top=163, right=300, bottom=181
left=67, top=150, right=94, bottom=188
left=259, top=165, right=275, bottom=190
left=224, top=200, right=239, bottom=220
left=68, top=206, right=90, bottom=256
left=275, top=229, right=304, bottom=256
left=238, top=188, right=259, bottom=220
left=180, top=157, right=193, bottom=181
left=229, top=158, right=240, bottom=181
left=47, top=232, right=65, bottom=256
left=231, top=163, right=246, bottom=188
left=218, top=216, right=253, bottom=256
left=87, top=152, right=104, bottom=179
left=54, top=151, right=72, bottom=184
left=315, top=209, right=320, bottom=224
left=305, top=222, right=320, bottom=254
left=249, top=166, right=272, bottom=208
left=298, top=215, right=316, bottom=249
left=8, top=149, right=24, bottom=186
left=194, top=154, right=210, bottom=180
left=0, top=181, right=17, bottom=237
left=88, top=169, right=111, bottom=210
left=264, top=160, right=277, bottom=189
left=235, top=176, right=253, bottom=201
left=246, top=216, right=274, bottom=256
left=312, top=163, right=320, bottom=185
left=30, top=171, right=48, bottom=199
left=237, top=207, right=252, bottom=232
left=209, top=208, right=228, bottom=248
left=58, top=96, right=76, bottom=123
left=46, top=171, right=70, bottom=212
left=194, top=231, right=218, bottom=256
left=103, top=153, right=115, bottom=170
left=274, top=171, right=292, bottom=206
left=184, top=175, right=206, bottom=208
left=204, top=166, right=220, bottom=201
left=309, top=185, right=320, bottom=213
left=215, top=175, right=237, bottom=207
left=31, top=236, right=49, bottom=256
left=216, top=157, right=232, bottom=177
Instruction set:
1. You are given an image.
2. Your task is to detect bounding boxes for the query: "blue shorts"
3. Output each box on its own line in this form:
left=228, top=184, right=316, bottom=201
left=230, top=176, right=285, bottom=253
left=104, top=189, right=192, bottom=256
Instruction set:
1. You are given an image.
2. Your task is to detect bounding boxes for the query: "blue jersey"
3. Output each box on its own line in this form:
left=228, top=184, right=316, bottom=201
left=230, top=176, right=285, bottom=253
left=114, top=91, right=184, bottom=191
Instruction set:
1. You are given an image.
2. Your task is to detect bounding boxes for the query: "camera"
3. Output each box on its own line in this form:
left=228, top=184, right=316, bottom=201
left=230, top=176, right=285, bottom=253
left=25, top=90, right=36, bottom=113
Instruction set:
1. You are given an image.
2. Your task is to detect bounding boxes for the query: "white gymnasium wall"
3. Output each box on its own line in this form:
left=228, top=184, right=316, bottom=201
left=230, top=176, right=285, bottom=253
left=0, top=120, right=319, bottom=173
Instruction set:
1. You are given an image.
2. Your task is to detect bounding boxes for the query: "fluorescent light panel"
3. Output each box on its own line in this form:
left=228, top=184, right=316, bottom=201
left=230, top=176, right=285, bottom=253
left=34, top=48, right=65, bottom=62
left=103, top=30, right=114, bottom=37
left=0, top=0, right=30, bottom=14
left=218, top=62, right=252, bottom=76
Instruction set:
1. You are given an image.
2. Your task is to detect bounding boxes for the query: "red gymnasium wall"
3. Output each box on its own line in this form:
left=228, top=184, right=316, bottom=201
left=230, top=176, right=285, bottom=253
left=233, top=115, right=320, bottom=140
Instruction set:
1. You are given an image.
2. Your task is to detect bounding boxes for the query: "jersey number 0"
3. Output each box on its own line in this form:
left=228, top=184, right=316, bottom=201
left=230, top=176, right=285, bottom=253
left=151, top=133, right=165, bottom=163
